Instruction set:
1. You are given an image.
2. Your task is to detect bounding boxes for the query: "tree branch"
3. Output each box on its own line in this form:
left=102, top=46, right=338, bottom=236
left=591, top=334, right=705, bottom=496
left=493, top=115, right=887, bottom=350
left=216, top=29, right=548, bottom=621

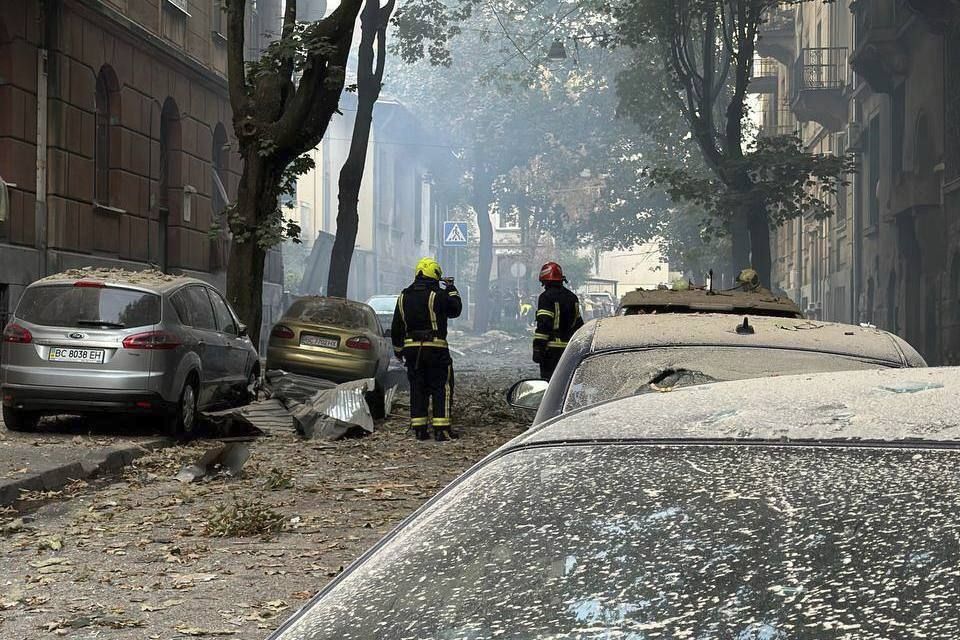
left=226, top=0, right=249, bottom=118
left=278, top=0, right=298, bottom=88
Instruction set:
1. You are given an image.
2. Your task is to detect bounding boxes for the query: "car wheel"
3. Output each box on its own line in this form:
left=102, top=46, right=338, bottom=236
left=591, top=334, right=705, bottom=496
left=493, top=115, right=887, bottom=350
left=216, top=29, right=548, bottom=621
left=165, top=378, right=198, bottom=440
left=365, top=378, right=386, bottom=421
left=2, top=405, right=41, bottom=432
left=245, top=368, right=261, bottom=404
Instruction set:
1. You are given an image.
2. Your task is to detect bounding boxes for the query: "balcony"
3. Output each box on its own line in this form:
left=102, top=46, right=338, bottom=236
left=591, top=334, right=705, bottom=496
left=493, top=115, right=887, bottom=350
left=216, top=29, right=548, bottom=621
left=757, top=6, right=795, bottom=65
left=791, top=48, right=849, bottom=132
left=849, top=0, right=911, bottom=93
left=760, top=100, right=799, bottom=138
left=748, top=57, right=779, bottom=94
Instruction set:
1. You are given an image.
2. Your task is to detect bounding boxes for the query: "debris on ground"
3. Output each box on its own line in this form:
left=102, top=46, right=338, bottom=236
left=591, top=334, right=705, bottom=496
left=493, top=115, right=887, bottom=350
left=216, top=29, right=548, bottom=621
left=0, top=350, right=537, bottom=640
left=293, top=379, right=376, bottom=440
left=175, top=443, right=251, bottom=483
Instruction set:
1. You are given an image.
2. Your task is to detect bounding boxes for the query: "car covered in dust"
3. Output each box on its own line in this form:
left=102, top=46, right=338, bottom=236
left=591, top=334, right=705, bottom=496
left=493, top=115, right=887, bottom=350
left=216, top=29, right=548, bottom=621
left=266, top=366, right=960, bottom=639
left=1, top=269, right=259, bottom=437
left=266, top=296, right=391, bottom=386
left=507, top=313, right=926, bottom=424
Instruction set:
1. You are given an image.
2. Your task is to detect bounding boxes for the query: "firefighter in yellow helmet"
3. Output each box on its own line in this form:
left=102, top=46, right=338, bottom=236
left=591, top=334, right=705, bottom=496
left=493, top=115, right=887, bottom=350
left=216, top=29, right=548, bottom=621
left=391, top=258, right=463, bottom=441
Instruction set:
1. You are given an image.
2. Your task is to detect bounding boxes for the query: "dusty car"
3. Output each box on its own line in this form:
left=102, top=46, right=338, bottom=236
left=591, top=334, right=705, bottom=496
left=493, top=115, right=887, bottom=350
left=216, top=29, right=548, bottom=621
left=266, top=297, right=390, bottom=385
left=267, top=367, right=960, bottom=639
left=1, top=269, right=259, bottom=436
left=508, top=313, right=926, bottom=424
left=618, top=285, right=803, bottom=318
left=364, top=294, right=399, bottom=335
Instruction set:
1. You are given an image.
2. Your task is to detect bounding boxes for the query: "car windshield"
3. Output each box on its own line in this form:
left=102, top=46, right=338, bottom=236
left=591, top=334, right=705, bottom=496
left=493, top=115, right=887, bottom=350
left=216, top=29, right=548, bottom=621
left=16, top=284, right=160, bottom=329
left=274, top=443, right=960, bottom=639
left=564, top=347, right=894, bottom=412
left=366, top=296, right=397, bottom=313
left=286, top=299, right=372, bottom=330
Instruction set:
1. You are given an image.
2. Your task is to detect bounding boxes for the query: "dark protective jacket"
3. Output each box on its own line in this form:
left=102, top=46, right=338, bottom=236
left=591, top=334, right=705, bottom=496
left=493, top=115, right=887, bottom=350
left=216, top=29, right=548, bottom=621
left=533, top=283, right=584, bottom=351
left=392, top=276, right=463, bottom=353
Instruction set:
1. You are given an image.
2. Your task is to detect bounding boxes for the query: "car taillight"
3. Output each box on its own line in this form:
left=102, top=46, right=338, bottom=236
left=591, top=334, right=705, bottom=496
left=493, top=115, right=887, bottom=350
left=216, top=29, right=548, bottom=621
left=2, top=323, right=32, bottom=344
left=346, top=336, right=372, bottom=350
left=73, top=280, right=105, bottom=288
left=122, top=331, right=181, bottom=350
left=271, top=325, right=295, bottom=339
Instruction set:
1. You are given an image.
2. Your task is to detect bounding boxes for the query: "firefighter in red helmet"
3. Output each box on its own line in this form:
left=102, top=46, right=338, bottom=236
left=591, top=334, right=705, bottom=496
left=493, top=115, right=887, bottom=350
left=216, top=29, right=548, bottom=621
left=533, top=262, right=584, bottom=380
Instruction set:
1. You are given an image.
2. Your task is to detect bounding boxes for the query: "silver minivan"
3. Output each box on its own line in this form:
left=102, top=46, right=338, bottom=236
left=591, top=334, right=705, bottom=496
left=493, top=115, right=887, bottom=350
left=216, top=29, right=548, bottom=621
left=0, top=270, right=259, bottom=437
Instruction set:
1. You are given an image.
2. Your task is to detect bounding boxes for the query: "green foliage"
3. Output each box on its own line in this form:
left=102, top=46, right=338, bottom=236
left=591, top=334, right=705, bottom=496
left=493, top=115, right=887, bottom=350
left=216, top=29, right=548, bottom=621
left=649, top=135, right=856, bottom=237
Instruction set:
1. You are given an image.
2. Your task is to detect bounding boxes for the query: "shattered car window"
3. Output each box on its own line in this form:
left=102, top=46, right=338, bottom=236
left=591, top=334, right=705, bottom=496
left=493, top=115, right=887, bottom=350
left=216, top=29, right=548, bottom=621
left=564, top=347, right=894, bottom=412
left=274, top=444, right=960, bottom=639
left=286, top=299, right=373, bottom=330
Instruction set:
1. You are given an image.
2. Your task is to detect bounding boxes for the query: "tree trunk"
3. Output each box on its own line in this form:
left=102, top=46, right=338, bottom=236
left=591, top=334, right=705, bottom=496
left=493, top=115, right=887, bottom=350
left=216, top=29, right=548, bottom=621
left=748, top=212, right=772, bottom=287
left=226, top=218, right=267, bottom=348
left=326, top=0, right=394, bottom=298
left=728, top=213, right=750, bottom=276
left=473, top=170, right=494, bottom=334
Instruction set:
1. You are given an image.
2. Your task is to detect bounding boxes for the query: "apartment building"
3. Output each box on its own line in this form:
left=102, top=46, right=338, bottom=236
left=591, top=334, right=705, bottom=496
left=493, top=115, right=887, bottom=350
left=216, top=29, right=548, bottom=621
left=759, top=0, right=959, bottom=364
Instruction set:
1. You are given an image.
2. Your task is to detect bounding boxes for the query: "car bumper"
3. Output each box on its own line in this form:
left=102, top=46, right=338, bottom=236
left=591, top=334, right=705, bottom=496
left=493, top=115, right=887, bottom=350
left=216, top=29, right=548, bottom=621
left=1, top=383, right=176, bottom=416
left=266, top=347, right=379, bottom=383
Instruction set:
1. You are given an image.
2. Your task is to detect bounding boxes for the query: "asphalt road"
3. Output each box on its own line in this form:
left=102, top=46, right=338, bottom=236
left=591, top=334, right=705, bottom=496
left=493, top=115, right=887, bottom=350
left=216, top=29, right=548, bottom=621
left=0, top=333, right=536, bottom=639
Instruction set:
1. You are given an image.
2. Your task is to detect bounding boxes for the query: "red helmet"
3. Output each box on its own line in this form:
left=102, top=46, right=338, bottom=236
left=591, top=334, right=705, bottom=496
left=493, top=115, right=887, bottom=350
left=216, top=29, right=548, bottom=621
left=539, top=261, right=564, bottom=283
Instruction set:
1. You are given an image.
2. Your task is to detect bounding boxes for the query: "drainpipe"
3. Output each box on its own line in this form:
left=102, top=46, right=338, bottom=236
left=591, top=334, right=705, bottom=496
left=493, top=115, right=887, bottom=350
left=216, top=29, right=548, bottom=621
left=35, top=2, right=53, bottom=277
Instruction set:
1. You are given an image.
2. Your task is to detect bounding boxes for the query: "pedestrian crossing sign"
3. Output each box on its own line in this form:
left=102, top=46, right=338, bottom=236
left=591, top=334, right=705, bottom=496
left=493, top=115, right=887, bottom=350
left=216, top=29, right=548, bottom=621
left=443, top=221, right=469, bottom=247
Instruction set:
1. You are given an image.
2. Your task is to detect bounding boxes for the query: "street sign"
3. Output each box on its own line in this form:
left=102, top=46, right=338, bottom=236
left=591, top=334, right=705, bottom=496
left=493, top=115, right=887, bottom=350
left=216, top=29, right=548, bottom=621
left=509, top=262, right=527, bottom=279
left=443, top=221, right=468, bottom=247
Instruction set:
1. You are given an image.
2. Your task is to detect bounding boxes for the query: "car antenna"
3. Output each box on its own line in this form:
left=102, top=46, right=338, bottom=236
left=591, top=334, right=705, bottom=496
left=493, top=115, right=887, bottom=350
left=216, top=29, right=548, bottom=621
left=736, top=317, right=754, bottom=335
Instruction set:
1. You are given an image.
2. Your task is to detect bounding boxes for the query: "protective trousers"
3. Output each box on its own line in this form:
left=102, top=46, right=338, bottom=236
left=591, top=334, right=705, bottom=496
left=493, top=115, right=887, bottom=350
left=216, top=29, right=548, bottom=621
left=539, top=347, right=563, bottom=381
left=406, top=347, right=454, bottom=429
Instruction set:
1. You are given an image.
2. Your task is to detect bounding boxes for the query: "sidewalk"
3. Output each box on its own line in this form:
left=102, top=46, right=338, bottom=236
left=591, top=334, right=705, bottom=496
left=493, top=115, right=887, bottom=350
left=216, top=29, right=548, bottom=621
left=0, top=418, right=170, bottom=507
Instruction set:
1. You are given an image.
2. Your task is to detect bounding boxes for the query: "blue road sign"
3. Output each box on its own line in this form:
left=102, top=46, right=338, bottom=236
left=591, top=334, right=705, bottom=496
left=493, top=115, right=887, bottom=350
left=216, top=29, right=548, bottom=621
left=443, top=221, right=469, bottom=247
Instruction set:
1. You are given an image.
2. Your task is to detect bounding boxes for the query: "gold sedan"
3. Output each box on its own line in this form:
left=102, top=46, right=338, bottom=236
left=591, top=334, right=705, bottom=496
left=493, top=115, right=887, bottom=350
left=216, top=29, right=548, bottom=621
left=266, top=297, right=391, bottom=383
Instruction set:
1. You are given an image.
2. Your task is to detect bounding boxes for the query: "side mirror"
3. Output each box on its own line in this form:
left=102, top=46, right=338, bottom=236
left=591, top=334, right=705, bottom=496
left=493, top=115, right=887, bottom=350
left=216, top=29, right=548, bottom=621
left=237, top=323, right=248, bottom=337
left=506, top=379, right=549, bottom=411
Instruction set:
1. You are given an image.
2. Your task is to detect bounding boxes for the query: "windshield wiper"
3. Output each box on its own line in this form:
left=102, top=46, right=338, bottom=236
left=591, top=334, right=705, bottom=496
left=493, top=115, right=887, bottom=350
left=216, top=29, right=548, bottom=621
left=76, top=319, right=126, bottom=329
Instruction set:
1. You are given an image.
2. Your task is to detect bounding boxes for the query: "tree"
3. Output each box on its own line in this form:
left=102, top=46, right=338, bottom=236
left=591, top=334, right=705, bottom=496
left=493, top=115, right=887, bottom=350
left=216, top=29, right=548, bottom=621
left=613, top=0, right=853, bottom=285
left=224, top=0, right=363, bottom=344
left=327, top=0, right=397, bottom=298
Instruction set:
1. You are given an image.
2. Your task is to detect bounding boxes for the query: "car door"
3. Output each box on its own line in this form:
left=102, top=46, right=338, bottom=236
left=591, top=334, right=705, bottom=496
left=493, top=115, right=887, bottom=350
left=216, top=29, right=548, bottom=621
left=207, top=287, right=249, bottom=397
left=177, top=286, right=227, bottom=408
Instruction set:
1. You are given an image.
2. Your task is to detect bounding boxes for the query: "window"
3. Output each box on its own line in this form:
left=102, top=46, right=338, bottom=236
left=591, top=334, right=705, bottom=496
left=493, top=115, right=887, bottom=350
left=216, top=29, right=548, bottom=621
left=208, top=288, right=237, bottom=335
left=893, top=84, right=906, bottom=176
left=175, top=286, right=217, bottom=331
left=161, top=1, right=188, bottom=46
left=16, top=285, right=160, bottom=329
left=868, top=116, right=880, bottom=227
left=211, top=0, right=225, bottom=35
left=0, top=174, right=9, bottom=240
left=94, top=66, right=119, bottom=206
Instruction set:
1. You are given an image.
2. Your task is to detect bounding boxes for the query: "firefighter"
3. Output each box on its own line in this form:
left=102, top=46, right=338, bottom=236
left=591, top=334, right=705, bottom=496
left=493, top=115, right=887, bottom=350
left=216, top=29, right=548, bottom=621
left=391, top=258, right=463, bottom=441
left=533, top=262, right=584, bottom=381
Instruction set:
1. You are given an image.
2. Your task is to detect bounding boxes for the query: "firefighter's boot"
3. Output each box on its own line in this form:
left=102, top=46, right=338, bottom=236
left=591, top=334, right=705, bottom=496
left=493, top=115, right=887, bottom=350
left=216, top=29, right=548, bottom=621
left=414, top=425, right=430, bottom=441
left=434, top=426, right=459, bottom=442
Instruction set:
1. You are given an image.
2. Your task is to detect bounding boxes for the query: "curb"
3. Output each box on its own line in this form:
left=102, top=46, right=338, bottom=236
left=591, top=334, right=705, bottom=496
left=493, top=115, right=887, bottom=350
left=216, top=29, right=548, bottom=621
left=0, top=437, right=173, bottom=507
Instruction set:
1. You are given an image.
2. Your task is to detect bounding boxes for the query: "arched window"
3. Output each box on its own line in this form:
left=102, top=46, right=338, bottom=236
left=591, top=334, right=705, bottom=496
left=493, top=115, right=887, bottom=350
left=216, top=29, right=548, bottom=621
left=952, top=254, right=960, bottom=305
left=159, top=98, right=181, bottom=272
left=94, top=66, right=120, bottom=205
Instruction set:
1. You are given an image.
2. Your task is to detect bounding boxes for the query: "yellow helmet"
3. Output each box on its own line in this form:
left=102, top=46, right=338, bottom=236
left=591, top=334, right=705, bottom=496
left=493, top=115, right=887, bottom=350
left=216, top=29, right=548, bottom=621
left=415, top=257, right=442, bottom=280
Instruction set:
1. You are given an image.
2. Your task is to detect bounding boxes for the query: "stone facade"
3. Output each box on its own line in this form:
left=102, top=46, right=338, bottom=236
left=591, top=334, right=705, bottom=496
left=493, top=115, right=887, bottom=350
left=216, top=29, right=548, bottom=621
left=0, top=0, right=283, bottom=343
left=763, top=0, right=959, bottom=364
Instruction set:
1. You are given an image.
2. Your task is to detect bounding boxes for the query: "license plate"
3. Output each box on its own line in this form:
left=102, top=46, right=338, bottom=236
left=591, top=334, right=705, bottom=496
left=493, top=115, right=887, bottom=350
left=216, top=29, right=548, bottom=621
left=300, top=334, right=339, bottom=349
left=48, top=347, right=105, bottom=364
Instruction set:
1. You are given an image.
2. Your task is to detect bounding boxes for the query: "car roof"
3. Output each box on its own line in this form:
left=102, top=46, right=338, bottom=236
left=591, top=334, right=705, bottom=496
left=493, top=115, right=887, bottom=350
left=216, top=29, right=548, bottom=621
left=34, top=268, right=204, bottom=294
left=288, top=296, right=374, bottom=311
left=588, top=313, right=924, bottom=366
left=513, top=366, right=960, bottom=447
left=619, top=287, right=803, bottom=318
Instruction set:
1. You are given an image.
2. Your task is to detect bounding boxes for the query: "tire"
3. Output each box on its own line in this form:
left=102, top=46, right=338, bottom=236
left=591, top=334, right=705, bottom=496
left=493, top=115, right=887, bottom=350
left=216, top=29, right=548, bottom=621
left=366, top=378, right=387, bottom=421
left=165, top=378, right=198, bottom=440
left=245, top=368, right=261, bottom=404
left=2, top=405, right=40, bottom=432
